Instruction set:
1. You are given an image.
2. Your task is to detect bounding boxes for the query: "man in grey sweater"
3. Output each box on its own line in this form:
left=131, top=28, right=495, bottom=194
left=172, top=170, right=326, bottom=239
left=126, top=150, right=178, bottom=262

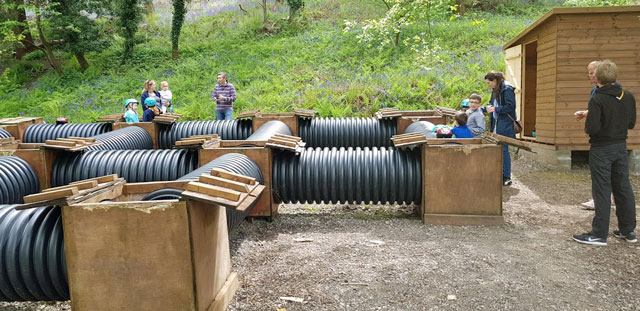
left=465, top=93, right=486, bottom=138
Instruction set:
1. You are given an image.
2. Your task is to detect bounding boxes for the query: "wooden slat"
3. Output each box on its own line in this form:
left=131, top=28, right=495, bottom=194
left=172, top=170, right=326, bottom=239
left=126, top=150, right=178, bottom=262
left=45, top=140, right=76, bottom=147
left=44, top=180, right=98, bottom=193
left=23, top=187, right=79, bottom=204
left=199, top=174, right=250, bottom=193
left=69, top=174, right=118, bottom=185
left=185, top=182, right=241, bottom=201
left=210, top=169, right=256, bottom=186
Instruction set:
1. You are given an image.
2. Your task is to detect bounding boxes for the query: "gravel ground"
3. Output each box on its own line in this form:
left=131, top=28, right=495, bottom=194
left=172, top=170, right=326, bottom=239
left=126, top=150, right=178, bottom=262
left=5, top=155, right=640, bottom=310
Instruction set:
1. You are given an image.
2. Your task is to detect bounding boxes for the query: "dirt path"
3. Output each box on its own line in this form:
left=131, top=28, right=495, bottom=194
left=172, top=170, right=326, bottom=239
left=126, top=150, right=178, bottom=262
left=5, top=156, right=640, bottom=310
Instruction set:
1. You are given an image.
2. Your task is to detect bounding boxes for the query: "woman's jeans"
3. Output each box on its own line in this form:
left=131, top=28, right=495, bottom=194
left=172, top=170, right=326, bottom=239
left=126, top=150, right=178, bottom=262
left=216, top=109, right=233, bottom=120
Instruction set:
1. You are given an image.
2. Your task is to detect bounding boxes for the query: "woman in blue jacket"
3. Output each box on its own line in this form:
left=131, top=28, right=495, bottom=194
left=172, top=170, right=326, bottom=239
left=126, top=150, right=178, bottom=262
left=484, top=71, right=516, bottom=186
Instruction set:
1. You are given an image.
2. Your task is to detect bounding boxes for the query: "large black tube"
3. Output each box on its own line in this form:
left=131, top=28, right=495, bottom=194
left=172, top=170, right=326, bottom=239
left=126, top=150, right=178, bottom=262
left=0, top=157, right=40, bottom=204
left=404, top=121, right=437, bottom=138
left=0, top=128, right=12, bottom=139
left=88, top=126, right=153, bottom=150
left=299, top=117, right=397, bottom=148
left=0, top=205, right=68, bottom=301
left=51, top=149, right=198, bottom=187
left=143, top=153, right=264, bottom=231
left=245, top=120, right=292, bottom=141
left=23, top=123, right=111, bottom=143
left=272, top=147, right=421, bottom=205
left=157, top=120, right=253, bottom=149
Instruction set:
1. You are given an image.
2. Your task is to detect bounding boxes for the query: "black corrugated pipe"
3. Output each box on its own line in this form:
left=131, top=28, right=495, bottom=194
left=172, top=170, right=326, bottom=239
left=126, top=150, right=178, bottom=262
left=157, top=120, right=253, bottom=149
left=244, top=120, right=292, bottom=142
left=142, top=153, right=264, bottom=231
left=0, top=205, right=68, bottom=301
left=88, top=126, right=153, bottom=150
left=298, top=117, right=397, bottom=148
left=0, top=128, right=12, bottom=139
left=0, top=157, right=40, bottom=204
left=404, top=121, right=437, bottom=138
left=23, top=123, right=112, bottom=143
left=272, top=147, right=421, bottom=205
left=51, top=149, right=198, bottom=187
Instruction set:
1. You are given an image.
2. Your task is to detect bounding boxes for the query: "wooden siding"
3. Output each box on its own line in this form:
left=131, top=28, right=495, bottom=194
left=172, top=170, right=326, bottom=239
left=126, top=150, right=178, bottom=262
left=532, top=17, right=557, bottom=144
left=555, top=12, right=640, bottom=147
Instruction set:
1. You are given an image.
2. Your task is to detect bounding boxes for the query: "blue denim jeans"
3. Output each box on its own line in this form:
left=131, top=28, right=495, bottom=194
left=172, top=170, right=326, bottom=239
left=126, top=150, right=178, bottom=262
left=216, top=109, right=233, bottom=120
left=502, top=144, right=511, bottom=179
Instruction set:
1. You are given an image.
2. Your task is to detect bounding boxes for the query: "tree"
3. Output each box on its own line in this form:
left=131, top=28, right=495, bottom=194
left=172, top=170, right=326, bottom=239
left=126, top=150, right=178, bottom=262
left=0, top=0, right=37, bottom=59
left=285, top=0, right=303, bottom=22
left=171, top=0, right=188, bottom=59
left=33, top=0, right=62, bottom=75
left=46, top=0, right=112, bottom=71
left=114, top=0, right=143, bottom=65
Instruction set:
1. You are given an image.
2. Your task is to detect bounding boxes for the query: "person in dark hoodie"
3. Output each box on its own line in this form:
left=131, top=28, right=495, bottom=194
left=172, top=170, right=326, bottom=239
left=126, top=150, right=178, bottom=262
left=573, top=60, right=637, bottom=246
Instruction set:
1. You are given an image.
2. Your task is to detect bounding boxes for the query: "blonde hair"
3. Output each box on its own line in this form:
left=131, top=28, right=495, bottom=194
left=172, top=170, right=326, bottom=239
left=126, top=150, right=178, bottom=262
left=595, top=59, right=617, bottom=85
left=160, top=81, right=169, bottom=88
left=143, top=80, right=156, bottom=92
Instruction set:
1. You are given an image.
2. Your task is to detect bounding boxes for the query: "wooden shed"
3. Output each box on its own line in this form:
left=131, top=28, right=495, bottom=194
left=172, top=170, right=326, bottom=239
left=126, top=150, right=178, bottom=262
left=502, top=6, right=640, bottom=166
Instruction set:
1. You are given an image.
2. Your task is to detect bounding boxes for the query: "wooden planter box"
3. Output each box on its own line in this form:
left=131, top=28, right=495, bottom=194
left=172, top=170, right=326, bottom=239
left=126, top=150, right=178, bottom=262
left=419, top=139, right=504, bottom=225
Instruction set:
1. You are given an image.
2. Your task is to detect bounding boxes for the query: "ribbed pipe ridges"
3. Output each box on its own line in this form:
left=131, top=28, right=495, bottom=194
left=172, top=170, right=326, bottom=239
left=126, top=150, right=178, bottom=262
left=0, top=129, right=12, bottom=139
left=0, top=205, right=68, bottom=301
left=299, top=117, right=397, bottom=148
left=51, top=149, right=198, bottom=187
left=23, top=123, right=111, bottom=143
left=272, top=147, right=421, bottom=205
left=158, top=120, right=253, bottom=149
left=88, top=126, right=153, bottom=150
left=0, top=157, right=40, bottom=204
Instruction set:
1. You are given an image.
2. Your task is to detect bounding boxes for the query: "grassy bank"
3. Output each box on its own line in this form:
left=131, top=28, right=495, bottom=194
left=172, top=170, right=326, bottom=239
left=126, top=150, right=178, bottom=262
left=0, top=0, right=553, bottom=122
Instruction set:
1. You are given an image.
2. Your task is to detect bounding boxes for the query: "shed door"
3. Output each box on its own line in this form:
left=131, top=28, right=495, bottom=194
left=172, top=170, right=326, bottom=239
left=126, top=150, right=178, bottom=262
left=504, top=45, right=522, bottom=138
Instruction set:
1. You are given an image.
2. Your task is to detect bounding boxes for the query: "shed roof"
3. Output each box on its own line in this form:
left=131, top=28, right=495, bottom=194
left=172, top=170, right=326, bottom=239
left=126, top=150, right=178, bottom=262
left=503, top=5, right=640, bottom=49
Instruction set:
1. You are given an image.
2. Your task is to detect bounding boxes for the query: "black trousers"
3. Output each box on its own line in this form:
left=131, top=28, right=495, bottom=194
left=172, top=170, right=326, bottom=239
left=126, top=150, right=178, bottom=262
left=589, top=142, right=637, bottom=239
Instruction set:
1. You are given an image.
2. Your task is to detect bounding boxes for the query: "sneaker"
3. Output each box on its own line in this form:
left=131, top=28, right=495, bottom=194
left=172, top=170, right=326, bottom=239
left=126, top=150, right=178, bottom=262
left=572, top=233, right=607, bottom=246
left=580, top=199, right=595, bottom=210
left=613, top=230, right=637, bottom=243
left=503, top=177, right=512, bottom=186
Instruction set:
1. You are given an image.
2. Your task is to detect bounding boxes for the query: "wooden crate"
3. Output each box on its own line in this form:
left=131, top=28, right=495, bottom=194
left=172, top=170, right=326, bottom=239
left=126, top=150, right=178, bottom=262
left=420, top=140, right=503, bottom=225
left=0, top=117, right=43, bottom=142
left=253, top=113, right=298, bottom=137
left=112, top=122, right=159, bottom=149
left=0, top=147, right=49, bottom=191
left=61, top=182, right=239, bottom=311
left=200, top=147, right=275, bottom=219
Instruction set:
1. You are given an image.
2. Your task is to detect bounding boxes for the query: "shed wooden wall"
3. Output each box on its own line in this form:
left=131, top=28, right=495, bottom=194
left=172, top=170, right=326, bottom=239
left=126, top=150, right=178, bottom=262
left=554, top=12, right=640, bottom=149
left=533, top=18, right=557, bottom=145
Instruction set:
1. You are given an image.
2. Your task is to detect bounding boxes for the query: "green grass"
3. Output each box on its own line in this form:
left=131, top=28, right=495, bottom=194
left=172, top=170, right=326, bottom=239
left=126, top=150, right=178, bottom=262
left=0, top=0, right=555, bottom=122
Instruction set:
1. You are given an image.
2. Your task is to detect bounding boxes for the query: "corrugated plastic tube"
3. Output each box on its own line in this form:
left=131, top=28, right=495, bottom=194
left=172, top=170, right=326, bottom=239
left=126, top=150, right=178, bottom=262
left=404, top=121, right=437, bottom=138
left=272, top=147, right=422, bottom=205
left=0, top=205, right=68, bottom=301
left=88, top=126, right=153, bottom=150
left=0, top=157, right=40, bottom=204
left=23, top=123, right=111, bottom=143
left=0, top=129, right=12, bottom=139
left=157, top=120, right=253, bottom=149
left=51, top=149, right=198, bottom=187
left=298, top=117, right=397, bottom=148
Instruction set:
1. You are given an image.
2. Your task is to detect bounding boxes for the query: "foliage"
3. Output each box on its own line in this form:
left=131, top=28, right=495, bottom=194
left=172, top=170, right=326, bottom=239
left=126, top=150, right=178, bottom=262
left=114, top=0, right=143, bottom=65
left=171, top=0, right=188, bottom=59
left=286, top=0, right=304, bottom=20
left=561, top=0, right=634, bottom=6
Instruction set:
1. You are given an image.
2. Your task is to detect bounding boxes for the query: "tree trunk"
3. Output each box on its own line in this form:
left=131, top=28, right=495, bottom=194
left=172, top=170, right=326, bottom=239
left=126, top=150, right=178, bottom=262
left=75, top=52, right=89, bottom=71
left=456, top=0, right=466, bottom=16
left=171, top=0, right=186, bottom=60
left=395, top=32, right=400, bottom=46
left=34, top=0, right=62, bottom=75
left=11, top=0, right=37, bottom=59
left=262, top=0, right=268, bottom=26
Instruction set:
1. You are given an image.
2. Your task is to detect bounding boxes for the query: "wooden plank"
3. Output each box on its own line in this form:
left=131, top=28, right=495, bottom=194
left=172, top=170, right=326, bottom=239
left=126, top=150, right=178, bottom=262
left=23, top=187, right=78, bottom=203
left=43, top=180, right=98, bottom=193
left=187, top=182, right=241, bottom=202
left=176, top=139, right=206, bottom=146
left=68, top=137, right=96, bottom=142
left=266, top=138, right=298, bottom=148
left=44, top=139, right=76, bottom=147
left=237, top=109, right=261, bottom=118
left=423, top=214, right=504, bottom=226
left=425, top=138, right=483, bottom=145
left=199, top=174, right=250, bottom=193
left=208, top=272, right=239, bottom=311
left=272, top=134, right=301, bottom=142
left=69, top=174, right=118, bottom=185
left=219, top=140, right=267, bottom=148
left=210, top=169, right=257, bottom=186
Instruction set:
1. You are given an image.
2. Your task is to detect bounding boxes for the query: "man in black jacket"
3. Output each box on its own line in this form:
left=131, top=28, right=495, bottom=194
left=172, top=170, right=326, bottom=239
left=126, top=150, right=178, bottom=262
left=573, top=60, right=637, bottom=246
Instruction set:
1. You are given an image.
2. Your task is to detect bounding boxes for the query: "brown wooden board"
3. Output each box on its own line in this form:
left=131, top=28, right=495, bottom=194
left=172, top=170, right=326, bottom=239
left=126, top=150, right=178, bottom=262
left=219, top=140, right=267, bottom=148
left=120, top=180, right=190, bottom=201
left=63, top=201, right=197, bottom=311
left=237, top=109, right=261, bottom=119
left=199, top=174, right=251, bottom=193
left=209, top=272, right=239, bottom=311
left=199, top=147, right=274, bottom=218
left=293, top=109, right=316, bottom=118
left=97, top=113, right=125, bottom=123
left=253, top=114, right=298, bottom=136
left=422, top=144, right=503, bottom=225
left=186, top=182, right=242, bottom=201
left=23, top=187, right=78, bottom=204
left=210, top=168, right=257, bottom=186
left=43, top=180, right=98, bottom=192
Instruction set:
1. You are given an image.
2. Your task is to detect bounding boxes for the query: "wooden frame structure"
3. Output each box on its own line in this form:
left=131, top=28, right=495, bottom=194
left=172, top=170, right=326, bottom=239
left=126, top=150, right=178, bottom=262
left=503, top=6, right=640, bottom=151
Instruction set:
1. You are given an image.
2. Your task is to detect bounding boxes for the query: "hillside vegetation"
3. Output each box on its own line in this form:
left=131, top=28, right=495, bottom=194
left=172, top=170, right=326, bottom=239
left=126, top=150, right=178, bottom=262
left=0, top=0, right=632, bottom=122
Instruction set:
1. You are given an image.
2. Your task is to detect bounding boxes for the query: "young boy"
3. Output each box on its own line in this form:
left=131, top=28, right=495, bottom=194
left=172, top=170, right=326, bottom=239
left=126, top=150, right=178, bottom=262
left=465, top=93, right=486, bottom=138
left=451, top=111, right=473, bottom=138
left=143, top=98, right=158, bottom=122
left=124, top=98, right=139, bottom=122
